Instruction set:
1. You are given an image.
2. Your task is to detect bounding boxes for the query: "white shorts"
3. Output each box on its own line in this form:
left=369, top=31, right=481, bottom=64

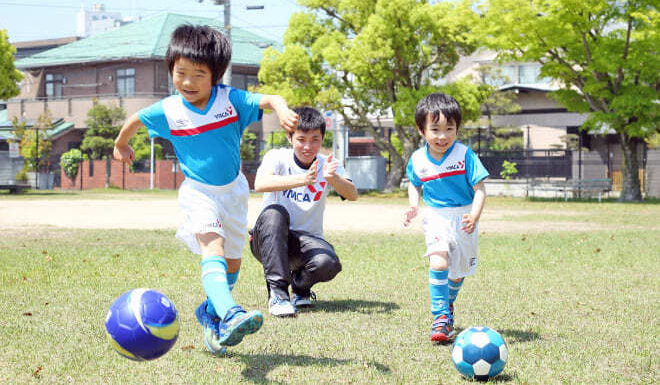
left=175, top=173, right=249, bottom=259
left=422, top=205, right=478, bottom=280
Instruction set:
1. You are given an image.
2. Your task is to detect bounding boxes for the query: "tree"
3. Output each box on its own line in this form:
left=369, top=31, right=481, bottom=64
left=480, top=0, right=659, bottom=201
left=12, top=112, right=53, bottom=173
left=258, top=0, right=481, bottom=190
left=0, top=29, right=23, bottom=100
left=81, top=102, right=126, bottom=188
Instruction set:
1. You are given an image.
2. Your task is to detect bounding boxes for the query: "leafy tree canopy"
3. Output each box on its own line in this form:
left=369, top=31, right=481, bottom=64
left=0, top=30, right=23, bottom=100
left=480, top=0, right=659, bottom=200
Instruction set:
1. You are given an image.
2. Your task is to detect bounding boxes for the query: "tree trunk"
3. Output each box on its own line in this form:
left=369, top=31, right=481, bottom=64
left=105, top=156, right=111, bottom=189
left=386, top=152, right=404, bottom=191
left=618, top=134, right=643, bottom=202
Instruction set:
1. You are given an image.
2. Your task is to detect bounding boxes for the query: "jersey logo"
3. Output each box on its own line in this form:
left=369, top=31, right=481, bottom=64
left=282, top=181, right=326, bottom=203
left=419, top=160, right=466, bottom=182
left=307, top=181, right=326, bottom=201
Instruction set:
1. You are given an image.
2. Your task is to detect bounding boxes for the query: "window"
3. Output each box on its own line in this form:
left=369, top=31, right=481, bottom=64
left=518, top=63, right=550, bottom=85
left=45, top=73, right=63, bottom=99
left=116, top=68, right=135, bottom=96
left=483, top=65, right=515, bottom=86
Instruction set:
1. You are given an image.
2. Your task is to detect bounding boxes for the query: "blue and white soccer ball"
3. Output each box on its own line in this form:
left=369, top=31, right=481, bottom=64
left=105, top=288, right=180, bottom=361
left=451, top=326, right=508, bottom=380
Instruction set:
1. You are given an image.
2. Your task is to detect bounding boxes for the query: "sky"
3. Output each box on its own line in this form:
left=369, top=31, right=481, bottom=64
left=0, top=0, right=301, bottom=43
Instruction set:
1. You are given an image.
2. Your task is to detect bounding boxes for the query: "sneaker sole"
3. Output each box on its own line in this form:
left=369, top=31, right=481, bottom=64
left=220, top=311, right=263, bottom=346
left=430, top=332, right=455, bottom=343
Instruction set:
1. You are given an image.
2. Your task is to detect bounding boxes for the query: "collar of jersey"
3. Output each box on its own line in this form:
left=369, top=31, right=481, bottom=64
left=425, top=141, right=456, bottom=165
left=293, top=152, right=316, bottom=170
left=180, top=85, right=218, bottom=115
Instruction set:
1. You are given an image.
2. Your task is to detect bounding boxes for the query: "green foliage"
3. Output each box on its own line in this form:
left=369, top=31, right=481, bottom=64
left=490, top=127, right=523, bottom=150
left=14, top=169, right=27, bottom=183
left=14, top=112, right=53, bottom=172
left=59, top=149, right=84, bottom=179
left=241, top=131, right=258, bottom=161
left=130, top=129, right=162, bottom=161
left=0, top=29, right=23, bottom=100
left=499, top=160, right=518, bottom=180
left=646, top=132, right=660, bottom=149
left=322, top=130, right=334, bottom=149
left=258, top=0, right=480, bottom=188
left=81, top=102, right=126, bottom=159
left=480, top=0, right=660, bottom=200
left=261, top=131, right=290, bottom=157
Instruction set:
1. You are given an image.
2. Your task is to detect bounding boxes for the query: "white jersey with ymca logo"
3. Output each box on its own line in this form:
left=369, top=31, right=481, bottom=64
left=258, top=148, right=349, bottom=238
left=407, top=141, right=489, bottom=208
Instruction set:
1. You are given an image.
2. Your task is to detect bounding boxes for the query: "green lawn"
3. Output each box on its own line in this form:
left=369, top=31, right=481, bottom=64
left=1, top=212, right=658, bottom=383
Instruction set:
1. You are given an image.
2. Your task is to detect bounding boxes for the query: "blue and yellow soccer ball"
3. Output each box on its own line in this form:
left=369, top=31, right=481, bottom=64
left=451, top=326, right=508, bottom=380
left=105, top=288, right=180, bottom=361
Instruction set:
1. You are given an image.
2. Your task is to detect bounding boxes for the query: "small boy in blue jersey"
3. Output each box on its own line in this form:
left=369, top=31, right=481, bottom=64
left=113, top=24, right=298, bottom=355
left=403, top=93, right=489, bottom=343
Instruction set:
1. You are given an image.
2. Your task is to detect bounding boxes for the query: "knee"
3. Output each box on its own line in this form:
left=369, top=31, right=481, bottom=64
left=429, top=252, right=449, bottom=271
left=258, top=204, right=290, bottom=232
left=310, top=253, right=342, bottom=281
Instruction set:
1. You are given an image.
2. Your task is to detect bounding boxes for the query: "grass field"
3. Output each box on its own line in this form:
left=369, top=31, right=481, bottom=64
left=1, top=194, right=658, bottom=384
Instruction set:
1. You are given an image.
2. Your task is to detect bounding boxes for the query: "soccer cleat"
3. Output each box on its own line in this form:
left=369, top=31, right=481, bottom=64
left=194, top=301, right=227, bottom=355
left=217, top=305, right=263, bottom=346
left=269, top=296, right=297, bottom=317
left=292, top=291, right=316, bottom=308
left=430, top=315, right=455, bottom=343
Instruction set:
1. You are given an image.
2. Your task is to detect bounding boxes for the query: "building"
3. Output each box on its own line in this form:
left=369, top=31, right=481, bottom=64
left=3, top=12, right=280, bottom=188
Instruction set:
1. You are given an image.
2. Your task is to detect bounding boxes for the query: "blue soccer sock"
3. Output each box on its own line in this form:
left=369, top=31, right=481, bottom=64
left=201, top=256, right=238, bottom=321
left=429, top=268, right=450, bottom=319
left=448, top=278, right=464, bottom=305
left=206, top=268, right=240, bottom=318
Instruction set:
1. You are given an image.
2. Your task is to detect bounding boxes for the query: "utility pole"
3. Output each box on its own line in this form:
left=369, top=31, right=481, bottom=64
left=222, top=0, right=231, bottom=86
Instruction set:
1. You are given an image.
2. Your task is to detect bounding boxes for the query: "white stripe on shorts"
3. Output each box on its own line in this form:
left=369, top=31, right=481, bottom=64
left=429, top=278, right=448, bottom=286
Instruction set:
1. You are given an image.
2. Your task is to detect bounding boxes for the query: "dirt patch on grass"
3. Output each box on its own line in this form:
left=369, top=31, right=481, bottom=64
left=0, top=198, right=627, bottom=234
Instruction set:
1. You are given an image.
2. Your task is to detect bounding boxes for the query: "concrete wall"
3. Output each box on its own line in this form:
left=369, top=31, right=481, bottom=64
left=646, top=149, right=660, bottom=198
left=60, top=159, right=186, bottom=190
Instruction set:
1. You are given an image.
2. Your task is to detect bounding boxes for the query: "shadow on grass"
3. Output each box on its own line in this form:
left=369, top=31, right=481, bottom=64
left=499, top=328, right=541, bottom=344
left=231, top=352, right=390, bottom=384
left=306, top=299, right=400, bottom=314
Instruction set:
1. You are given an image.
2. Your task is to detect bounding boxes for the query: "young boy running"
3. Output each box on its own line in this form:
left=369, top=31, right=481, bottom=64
left=249, top=106, right=358, bottom=317
left=403, top=93, right=489, bottom=343
left=113, top=25, right=298, bottom=354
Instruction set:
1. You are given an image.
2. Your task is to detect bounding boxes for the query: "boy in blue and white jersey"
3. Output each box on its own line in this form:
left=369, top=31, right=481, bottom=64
left=403, top=93, right=489, bottom=343
left=113, top=25, right=299, bottom=355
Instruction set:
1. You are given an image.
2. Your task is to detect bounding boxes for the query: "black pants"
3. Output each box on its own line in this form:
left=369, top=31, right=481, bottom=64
left=249, top=204, right=342, bottom=300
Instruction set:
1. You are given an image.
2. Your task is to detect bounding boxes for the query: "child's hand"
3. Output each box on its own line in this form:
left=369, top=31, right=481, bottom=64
left=278, top=108, right=299, bottom=134
left=303, top=159, right=318, bottom=185
left=461, top=214, right=477, bottom=234
left=113, top=144, right=135, bottom=165
left=322, top=154, right=339, bottom=180
left=403, top=206, right=418, bottom=227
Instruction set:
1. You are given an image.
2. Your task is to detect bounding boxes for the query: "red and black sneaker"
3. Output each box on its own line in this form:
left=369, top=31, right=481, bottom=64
left=430, top=315, right=455, bottom=343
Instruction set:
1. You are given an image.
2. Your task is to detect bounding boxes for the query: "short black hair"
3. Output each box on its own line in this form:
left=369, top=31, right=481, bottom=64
left=166, top=24, right=231, bottom=86
left=414, top=93, right=462, bottom=133
left=292, top=106, right=326, bottom=137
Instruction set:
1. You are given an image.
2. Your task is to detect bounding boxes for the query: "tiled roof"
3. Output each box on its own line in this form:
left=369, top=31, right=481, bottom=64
left=15, top=13, right=279, bottom=69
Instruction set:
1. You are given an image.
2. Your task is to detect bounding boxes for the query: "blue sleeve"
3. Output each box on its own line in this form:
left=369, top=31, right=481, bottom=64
left=138, top=100, right=170, bottom=139
left=465, top=148, right=489, bottom=186
left=228, top=88, right=263, bottom=134
left=406, top=156, right=422, bottom=187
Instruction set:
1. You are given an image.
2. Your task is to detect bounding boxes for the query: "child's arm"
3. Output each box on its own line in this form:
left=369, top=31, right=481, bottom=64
left=461, top=180, right=486, bottom=234
left=403, top=183, right=422, bottom=227
left=113, top=113, right=143, bottom=164
left=254, top=159, right=319, bottom=192
left=259, top=95, right=299, bottom=134
left=323, top=155, right=358, bottom=201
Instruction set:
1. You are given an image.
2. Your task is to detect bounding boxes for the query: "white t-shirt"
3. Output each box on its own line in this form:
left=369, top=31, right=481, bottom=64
left=258, top=148, right=349, bottom=238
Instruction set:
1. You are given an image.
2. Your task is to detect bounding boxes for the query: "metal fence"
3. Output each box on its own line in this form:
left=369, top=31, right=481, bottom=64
left=479, top=149, right=573, bottom=179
